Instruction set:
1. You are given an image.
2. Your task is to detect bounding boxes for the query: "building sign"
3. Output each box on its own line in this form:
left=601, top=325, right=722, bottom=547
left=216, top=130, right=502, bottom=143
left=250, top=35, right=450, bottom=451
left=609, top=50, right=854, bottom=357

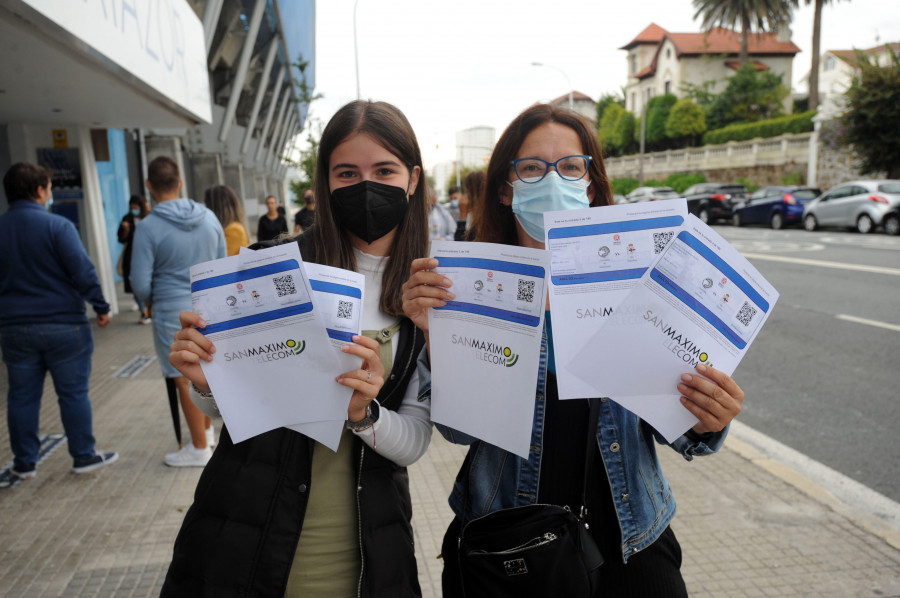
left=52, top=129, right=68, bottom=148
left=18, top=0, right=211, bottom=123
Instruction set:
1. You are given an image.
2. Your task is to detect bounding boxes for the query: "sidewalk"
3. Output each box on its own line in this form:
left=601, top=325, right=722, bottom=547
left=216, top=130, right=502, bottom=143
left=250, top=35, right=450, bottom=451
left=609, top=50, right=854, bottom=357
left=1, top=292, right=899, bottom=597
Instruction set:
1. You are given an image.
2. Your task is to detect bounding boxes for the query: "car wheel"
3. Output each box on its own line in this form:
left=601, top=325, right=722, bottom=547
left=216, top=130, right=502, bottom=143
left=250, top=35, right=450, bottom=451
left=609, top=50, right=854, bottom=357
left=884, top=214, right=900, bottom=236
left=857, top=214, right=874, bottom=234
left=803, top=214, right=818, bottom=231
left=732, top=213, right=742, bottom=227
left=698, top=208, right=709, bottom=224
left=770, top=212, right=784, bottom=230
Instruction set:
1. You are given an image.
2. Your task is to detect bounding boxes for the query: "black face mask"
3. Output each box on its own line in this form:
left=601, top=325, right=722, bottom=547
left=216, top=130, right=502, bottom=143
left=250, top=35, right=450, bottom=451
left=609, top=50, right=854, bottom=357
left=330, top=180, right=410, bottom=244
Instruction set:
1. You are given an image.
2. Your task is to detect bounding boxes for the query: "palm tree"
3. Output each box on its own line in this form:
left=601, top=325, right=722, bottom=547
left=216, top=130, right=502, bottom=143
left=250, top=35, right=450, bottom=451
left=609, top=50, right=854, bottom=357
left=693, top=0, right=796, bottom=64
left=804, top=0, right=845, bottom=111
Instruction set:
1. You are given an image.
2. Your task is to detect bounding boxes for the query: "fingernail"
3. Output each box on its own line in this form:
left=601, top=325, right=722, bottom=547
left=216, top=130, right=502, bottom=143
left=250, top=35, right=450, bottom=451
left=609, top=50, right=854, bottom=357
left=696, top=363, right=707, bottom=372
left=681, top=374, right=692, bottom=382
left=442, top=278, right=452, bottom=287
left=336, top=377, right=342, bottom=383
left=680, top=396, right=687, bottom=404
left=206, top=355, right=214, bottom=362
left=198, top=319, right=207, bottom=328
left=677, top=383, right=687, bottom=392
left=341, top=345, right=350, bottom=352
left=446, top=292, right=456, bottom=300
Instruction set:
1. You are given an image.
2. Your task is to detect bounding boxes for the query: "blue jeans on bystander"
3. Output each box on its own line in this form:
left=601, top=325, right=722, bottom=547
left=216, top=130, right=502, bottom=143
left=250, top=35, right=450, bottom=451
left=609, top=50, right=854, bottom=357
left=1, top=323, right=97, bottom=470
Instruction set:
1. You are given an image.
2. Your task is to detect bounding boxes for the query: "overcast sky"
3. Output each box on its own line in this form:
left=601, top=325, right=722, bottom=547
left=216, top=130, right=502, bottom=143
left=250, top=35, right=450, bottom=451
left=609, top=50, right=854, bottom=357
left=297, top=0, right=900, bottom=170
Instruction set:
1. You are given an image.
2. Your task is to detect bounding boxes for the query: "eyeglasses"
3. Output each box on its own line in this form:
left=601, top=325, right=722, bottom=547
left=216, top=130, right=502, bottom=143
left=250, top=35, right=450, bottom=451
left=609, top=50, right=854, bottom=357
left=510, top=155, right=592, bottom=183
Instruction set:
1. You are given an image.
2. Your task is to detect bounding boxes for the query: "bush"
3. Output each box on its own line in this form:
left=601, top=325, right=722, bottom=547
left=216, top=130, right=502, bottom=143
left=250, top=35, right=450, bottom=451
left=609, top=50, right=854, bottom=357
left=702, top=111, right=816, bottom=145
left=665, top=99, right=706, bottom=145
left=662, top=172, right=706, bottom=193
left=735, top=177, right=759, bottom=193
left=781, top=172, right=805, bottom=185
left=646, top=94, right=678, bottom=148
left=611, top=178, right=640, bottom=195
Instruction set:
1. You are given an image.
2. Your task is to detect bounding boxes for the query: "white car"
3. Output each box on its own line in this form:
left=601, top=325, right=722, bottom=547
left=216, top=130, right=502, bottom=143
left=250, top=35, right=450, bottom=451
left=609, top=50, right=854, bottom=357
left=803, top=180, right=900, bottom=233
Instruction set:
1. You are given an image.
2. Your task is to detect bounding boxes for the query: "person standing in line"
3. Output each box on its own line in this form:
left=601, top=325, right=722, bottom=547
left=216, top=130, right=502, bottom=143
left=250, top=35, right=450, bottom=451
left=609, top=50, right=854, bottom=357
left=0, top=162, right=118, bottom=479
left=293, top=189, right=316, bottom=234
left=130, top=157, right=226, bottom=467
left=117, top=194, right=151, bottom=324
left=454, top=171, right=485, bottom=241
left=402, top=104, right=746, bottom=597
left=257, top=194, right=288, bottom=241
left=203, top=185, right=249, bottom=257
left=427, top=185, right=456, bottom=242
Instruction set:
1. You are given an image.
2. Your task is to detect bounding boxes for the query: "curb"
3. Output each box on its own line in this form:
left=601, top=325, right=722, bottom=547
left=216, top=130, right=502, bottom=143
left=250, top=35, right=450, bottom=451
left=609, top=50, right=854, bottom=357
left=728, top=420, right=900, bottom=551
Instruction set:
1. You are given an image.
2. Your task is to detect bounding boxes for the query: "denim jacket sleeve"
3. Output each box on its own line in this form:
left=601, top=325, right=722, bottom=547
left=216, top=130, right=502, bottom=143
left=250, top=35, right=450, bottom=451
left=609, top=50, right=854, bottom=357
left=665, top=423, right=729, bottom=460
left=415, top=343, right=480, bottom=446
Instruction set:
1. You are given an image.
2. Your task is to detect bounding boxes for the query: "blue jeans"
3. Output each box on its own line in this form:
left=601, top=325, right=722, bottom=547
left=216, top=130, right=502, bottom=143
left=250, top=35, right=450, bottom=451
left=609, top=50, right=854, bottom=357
left=1, top=323, right=97, bottom=469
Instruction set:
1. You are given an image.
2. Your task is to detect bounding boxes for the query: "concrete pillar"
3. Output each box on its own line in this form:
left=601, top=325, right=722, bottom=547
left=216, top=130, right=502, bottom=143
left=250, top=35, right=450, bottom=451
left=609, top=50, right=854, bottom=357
left=223, top=162, right=246, bottom=199
left=189, top=154, right=224, bottom=200
left=144, top=136, right=185, bottom=185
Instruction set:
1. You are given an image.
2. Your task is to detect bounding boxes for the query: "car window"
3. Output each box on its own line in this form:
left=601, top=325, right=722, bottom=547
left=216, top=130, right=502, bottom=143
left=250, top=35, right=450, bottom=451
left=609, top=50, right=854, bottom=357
left=852, top=185, right=870, bottom=196
left=878, top=183, right=900, bottom=193
left=824, top=186, right=852, bottom=201
left=750, top=189, right=768, bottom=200
left=792, top=189, right=820, bottom=200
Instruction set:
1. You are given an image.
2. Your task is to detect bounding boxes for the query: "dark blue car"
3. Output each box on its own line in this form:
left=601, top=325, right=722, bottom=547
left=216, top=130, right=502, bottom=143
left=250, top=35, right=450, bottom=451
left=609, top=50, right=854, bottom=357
left=732, top=186, right=822, bottom=229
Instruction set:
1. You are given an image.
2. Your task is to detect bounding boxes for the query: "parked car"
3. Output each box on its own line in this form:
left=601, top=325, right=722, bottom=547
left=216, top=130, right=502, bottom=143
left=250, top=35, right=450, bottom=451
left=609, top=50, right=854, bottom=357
left=732, top=186, right=822, bottom=229
left=803, top=180, right=900, bottom=233
left=613, top=194, right=627, bottom=204
left=624, top=186, right=680, bottom=203
left=682, top=183, right=748, bottom=224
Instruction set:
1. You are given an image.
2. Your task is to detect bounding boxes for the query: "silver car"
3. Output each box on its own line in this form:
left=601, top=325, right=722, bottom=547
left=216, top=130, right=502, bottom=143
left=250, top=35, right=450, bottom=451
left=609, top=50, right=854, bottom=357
left=803, top=180, right=900, bottom=233
left=625, top=186, right=680, bottom=203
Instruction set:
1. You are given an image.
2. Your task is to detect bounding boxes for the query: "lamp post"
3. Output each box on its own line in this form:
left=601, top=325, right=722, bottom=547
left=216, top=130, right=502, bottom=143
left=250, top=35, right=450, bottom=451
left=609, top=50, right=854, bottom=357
left=353, top=0, right=361, bottom=99
left=531, top=62, right=573, bottom=110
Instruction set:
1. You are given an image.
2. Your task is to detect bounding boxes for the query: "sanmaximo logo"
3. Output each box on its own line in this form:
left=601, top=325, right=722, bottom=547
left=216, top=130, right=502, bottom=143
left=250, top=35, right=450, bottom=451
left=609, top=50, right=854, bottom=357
left=451, top=335, right=519, bottom=367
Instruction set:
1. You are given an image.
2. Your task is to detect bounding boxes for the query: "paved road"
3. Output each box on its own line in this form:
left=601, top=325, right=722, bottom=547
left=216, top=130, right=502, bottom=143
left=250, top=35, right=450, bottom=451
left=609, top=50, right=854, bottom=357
left=714, top=225, right=900, bottom=502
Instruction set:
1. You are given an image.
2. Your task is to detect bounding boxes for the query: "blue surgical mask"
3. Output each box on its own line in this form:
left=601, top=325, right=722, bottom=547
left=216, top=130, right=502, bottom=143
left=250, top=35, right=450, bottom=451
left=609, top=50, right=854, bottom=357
left=131, top=208, right=141, bottom=217
left=46, top=197, right=54, bottom=211
left=508, top=172, right=590, bottom=242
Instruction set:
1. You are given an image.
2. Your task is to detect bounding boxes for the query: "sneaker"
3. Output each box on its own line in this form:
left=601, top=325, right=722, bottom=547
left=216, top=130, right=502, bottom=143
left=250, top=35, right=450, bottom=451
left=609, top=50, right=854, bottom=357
left=139, top=314, right=152, bottom=325
left=205, top=424, right=216, bottom=448
left=164, top=443, right=211, bottom=468
left=72, top=452, right=119, bottom=474
left=11, top=463, right=37, bottom=479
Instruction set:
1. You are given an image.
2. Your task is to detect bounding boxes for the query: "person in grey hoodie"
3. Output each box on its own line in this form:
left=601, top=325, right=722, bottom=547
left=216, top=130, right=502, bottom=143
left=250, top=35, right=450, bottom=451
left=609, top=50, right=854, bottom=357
left=130, top=156, right=226, bottom=467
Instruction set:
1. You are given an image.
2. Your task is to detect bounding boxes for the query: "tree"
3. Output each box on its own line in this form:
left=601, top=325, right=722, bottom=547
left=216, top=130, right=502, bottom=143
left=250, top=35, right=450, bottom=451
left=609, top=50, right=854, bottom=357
left=284, top=53, right=323, bottom=205
left=645, top=93, right=678, bottom=148
left=801, top=0, right=845, bottom=111
left=595, top=93, right=624, bottom=128
left=693, top=0, right=795, bottom=63
left=705, top=64, right=789, bottom=129
left=840, top=46, right=900, bottom=178
left=665, top=99, right=707, bottom=145
left=598, top=103, right=626, bottom=155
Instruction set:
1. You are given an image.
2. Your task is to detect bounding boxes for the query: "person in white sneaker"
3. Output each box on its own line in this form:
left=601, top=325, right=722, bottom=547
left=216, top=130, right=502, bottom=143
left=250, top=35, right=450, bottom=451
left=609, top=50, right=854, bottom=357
left=130, top=157, right=226, bottom=467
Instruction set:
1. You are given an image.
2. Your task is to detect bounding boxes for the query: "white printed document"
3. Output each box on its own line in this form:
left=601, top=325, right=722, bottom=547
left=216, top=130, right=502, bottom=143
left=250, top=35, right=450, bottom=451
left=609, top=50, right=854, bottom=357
left=427, top=241, right=550, bottom=458
left=191, top=243, right=346, bottom=443
left=284, top=263, right=366, bottom=451
left=567, top=215, right=779, bottom=441
left=545, top=198, right=687, bottom=400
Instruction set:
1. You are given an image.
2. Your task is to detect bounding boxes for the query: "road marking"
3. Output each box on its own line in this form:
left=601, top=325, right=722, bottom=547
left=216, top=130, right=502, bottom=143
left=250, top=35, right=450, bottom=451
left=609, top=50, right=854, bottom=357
left=836, top=314, right=900, bottom=332
left=112, top=355, right=157, bottom=378
left=742, top=252, right=900, bottom=276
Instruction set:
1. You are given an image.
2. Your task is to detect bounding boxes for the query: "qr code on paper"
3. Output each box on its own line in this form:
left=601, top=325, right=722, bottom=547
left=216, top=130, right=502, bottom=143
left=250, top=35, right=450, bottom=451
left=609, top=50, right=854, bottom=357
left=736, top=301, right=757, bottom=326
left=273, top=275, right=296, bottom=297
left=653, top=231, right=674, bottom=254
left=337, top=300, right=353, bottom=320
left=517, top=279, right=536, bottom=303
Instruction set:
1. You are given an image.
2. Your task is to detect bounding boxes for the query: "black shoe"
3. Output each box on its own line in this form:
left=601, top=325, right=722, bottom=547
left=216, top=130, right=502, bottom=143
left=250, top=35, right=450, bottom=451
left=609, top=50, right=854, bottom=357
left=72, top=452, right=119, bottom=474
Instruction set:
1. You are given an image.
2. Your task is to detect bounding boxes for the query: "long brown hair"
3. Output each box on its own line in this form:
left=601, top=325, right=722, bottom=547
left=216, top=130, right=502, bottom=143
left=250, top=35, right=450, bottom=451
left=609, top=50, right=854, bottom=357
left=473, top=105, right=612, bottom=245
left=310, top=100, right=428, bottom=316
left=203, top=185, right=247, bottom=230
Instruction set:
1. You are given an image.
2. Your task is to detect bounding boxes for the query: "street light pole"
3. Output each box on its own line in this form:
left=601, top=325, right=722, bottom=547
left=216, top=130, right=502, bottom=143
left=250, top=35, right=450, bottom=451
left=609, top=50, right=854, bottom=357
left=531, top=62, right=573, bottom=110
left=353, top=0, right=361, bottom=99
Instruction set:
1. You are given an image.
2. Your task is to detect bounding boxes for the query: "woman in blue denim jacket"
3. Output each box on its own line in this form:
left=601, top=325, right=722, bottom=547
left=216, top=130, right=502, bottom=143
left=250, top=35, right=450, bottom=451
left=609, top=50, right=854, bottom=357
left=402, top=104, right=746, bottom=596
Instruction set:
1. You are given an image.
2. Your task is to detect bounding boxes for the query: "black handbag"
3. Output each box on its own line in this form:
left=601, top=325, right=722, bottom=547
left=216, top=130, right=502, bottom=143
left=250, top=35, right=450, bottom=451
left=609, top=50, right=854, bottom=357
left=457, top=399, right=604, bottom=598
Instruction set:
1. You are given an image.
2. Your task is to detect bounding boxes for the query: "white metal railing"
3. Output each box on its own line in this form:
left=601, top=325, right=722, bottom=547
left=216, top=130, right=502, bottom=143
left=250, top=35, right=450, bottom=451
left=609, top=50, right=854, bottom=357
left=605, top=132, right=813, bottom=178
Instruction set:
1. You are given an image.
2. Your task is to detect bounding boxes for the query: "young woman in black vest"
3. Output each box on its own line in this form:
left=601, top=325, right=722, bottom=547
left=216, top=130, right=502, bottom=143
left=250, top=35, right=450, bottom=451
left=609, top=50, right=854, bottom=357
left=164, top=100, right=432, bottom=597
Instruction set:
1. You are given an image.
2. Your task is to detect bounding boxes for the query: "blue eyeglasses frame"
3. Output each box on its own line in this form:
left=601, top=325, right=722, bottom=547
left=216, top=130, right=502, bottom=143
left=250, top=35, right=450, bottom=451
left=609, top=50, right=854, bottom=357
left=509, top=154, right=592, bottom=183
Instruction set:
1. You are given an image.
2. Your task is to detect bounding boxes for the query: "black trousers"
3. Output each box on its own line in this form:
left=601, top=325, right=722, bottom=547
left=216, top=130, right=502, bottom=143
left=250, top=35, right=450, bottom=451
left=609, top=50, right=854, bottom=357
left=441, top=517, right=689, bottom=597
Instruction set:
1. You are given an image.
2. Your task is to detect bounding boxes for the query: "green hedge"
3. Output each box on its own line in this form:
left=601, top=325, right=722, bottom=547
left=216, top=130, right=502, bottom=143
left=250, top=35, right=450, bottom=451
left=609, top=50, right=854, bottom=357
left=702, top=111, right=816, bottom=145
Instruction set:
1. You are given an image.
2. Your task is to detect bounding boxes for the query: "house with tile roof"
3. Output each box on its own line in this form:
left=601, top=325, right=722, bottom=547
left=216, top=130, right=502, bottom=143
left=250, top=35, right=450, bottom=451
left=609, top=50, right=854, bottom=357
left=621, top=23, right=801, bottom=117
left=547, top=91, right=597, bottom=123
left=801, top=42, right=900, bottom=119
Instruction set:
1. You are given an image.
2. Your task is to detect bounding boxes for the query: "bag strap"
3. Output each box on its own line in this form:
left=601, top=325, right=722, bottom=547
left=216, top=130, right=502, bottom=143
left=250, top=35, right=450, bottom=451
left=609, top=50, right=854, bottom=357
left=578, top=398, right=600, bottom=519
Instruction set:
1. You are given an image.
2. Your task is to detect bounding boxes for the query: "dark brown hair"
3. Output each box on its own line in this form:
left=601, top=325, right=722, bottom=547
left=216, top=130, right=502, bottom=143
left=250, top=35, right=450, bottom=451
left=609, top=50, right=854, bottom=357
left=311, top=100, right=428, bottom=316
left=147, top=156, right=181, bottom=195
left=473, top=105, right=612, bottom=245
left=3, top=163, right=51, bottom=203
left=129, top=194, right=150, bottom=217
left=204, top=185, right=247, bottom=230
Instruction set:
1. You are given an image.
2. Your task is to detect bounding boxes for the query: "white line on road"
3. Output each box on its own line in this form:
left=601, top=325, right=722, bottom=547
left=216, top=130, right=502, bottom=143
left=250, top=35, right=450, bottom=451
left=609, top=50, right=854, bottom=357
left=742, top=252, right=900, bottom=276
left=836, top=314, right=900, bottom=332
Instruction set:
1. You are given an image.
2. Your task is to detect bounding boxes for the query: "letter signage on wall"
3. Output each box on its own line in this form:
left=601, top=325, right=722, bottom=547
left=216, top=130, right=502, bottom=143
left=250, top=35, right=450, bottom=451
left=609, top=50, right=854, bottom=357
left=19, top=0, right=212, bottom=123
